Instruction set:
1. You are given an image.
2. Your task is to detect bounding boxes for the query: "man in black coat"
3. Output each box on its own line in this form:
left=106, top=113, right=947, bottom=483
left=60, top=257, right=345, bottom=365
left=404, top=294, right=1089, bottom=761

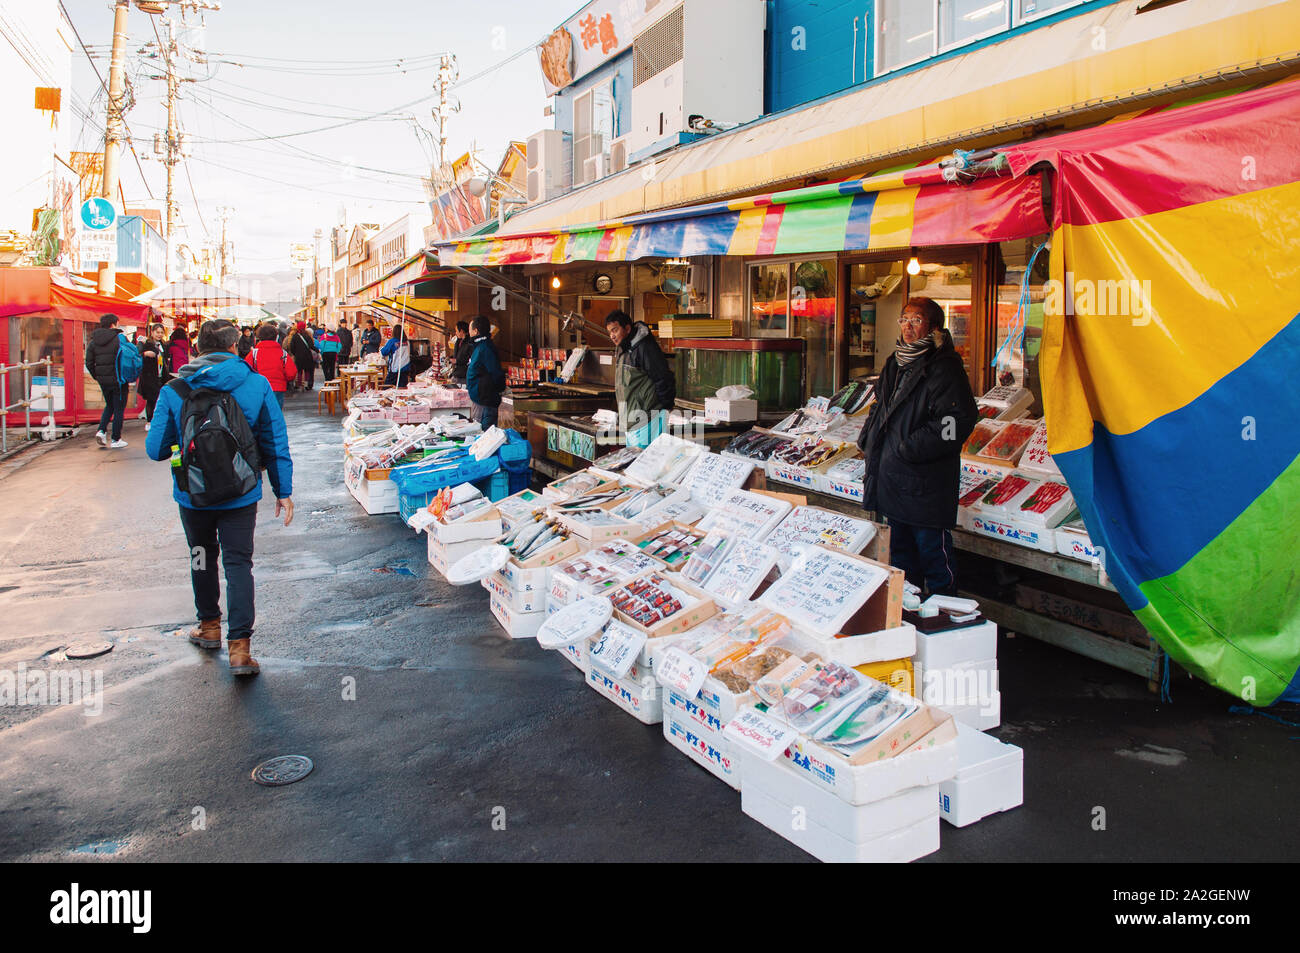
left=336, top=321, right=354, bottom=364
left=451, top=320, right=470, bottom=383
left=84, top=313, right=130, bottom=448
left=358, top=319, right=382, bottom=358
left=858, top=296, right=977, bottom=596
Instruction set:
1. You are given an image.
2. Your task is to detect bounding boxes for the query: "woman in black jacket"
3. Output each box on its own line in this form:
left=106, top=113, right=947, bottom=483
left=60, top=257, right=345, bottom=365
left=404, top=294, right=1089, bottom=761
left=858, top=296, right=977, bottom=596
left=136, top=323, right=171, bottom=429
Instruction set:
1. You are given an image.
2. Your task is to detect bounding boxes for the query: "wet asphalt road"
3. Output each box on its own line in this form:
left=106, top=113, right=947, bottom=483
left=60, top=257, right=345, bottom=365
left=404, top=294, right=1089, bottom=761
left=0, top=393, right=1294, bottom=862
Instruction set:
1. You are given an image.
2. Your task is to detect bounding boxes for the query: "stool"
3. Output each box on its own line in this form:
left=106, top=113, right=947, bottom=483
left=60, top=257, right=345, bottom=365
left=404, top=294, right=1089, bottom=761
left=317, top=383, right=341, bottom=415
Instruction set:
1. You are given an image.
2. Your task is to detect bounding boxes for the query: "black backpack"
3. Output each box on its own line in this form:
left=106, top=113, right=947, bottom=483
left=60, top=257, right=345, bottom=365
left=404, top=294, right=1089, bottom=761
left=169, top=379, right=263, bottom=506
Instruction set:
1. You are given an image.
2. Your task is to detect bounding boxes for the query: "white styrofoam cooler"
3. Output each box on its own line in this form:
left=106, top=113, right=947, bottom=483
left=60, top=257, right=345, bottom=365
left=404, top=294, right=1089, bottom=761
left=586, top=664, right=663, bottom=724
left=663, top=712, right=741, bottom=790
left=913, top=620, right=997, bottom=670
left=783, top=734, right=959, bottom=806
left=939, top=723, right=1023, bottom=827
left=938, top=691, right=1002, bottom=731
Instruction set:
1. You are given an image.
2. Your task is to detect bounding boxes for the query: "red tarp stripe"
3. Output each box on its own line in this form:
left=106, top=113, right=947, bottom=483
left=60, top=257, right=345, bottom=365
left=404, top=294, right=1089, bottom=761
left=911, top=174, right=1049, bottom=246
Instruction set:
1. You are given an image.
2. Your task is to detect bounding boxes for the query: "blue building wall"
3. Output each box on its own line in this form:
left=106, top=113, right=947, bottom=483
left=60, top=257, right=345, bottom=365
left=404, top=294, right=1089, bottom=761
left=553, top=50, right=633, bottom=141
left=115, top=216, right=166, bottom=284
left=765, top=0, right=871, bottom=115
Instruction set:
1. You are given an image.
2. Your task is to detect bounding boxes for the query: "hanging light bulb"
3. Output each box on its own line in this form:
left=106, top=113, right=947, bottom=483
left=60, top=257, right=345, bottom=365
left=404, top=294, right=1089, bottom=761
left=906, top=257, right=921, bottom=276
left=551, top=276, right=561, bottom=290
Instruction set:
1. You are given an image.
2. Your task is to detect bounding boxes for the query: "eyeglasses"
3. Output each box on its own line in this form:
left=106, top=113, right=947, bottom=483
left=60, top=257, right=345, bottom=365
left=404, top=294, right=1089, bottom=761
left=900, top=313, right=927, bottom=326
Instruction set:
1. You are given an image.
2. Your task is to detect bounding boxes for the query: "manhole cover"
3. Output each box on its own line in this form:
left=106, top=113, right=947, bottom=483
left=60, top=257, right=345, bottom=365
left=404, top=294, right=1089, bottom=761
left=251, top=755, right=314, bottom=787
left=65, top=641, right=113, bottom=659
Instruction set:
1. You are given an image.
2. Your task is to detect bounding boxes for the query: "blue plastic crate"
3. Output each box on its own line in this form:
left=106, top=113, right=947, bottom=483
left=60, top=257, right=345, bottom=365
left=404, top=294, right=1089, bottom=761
left=507, top=468, right=532, bottom=495
left=472, top=468, right=510, bottom=502
left=398, top=490, right=437, bottom=523
left=498, top=429, right=531, bottom=466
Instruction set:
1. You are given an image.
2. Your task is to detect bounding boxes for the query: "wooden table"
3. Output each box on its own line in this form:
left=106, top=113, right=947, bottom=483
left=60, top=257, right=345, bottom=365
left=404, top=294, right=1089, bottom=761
left=339, top=367, right=382, bottom=404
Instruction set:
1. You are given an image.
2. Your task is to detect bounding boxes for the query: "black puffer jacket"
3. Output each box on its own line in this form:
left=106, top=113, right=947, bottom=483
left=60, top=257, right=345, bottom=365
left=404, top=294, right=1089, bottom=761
left=857, top=329, right=977, bottom=529
left=84, top=326, right=122, bottom=385
left=452, top=336, right=471, bottom=381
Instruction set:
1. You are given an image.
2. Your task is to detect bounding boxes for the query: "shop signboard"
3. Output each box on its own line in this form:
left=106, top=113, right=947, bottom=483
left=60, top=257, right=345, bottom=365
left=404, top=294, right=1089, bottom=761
left=535, top=0, right=651, bottom=95
left=79, top=197, right=118, bottom=263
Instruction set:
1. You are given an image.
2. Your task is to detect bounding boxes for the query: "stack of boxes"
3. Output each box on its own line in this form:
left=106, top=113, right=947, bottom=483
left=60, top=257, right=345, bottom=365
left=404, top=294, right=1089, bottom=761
left=912, top=617, right=1001, bottom=731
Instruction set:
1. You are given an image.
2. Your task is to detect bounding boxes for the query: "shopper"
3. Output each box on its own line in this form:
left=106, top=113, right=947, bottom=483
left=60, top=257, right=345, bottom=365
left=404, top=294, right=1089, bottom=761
left=246, top=323, right=298, bottom=408
left=84, top=313, right=133, bottom=448
left=358, top=318, right=382, bottom=358
left=136, top=323, right=171, bottom=431
left=465, top=315, right=505, bottom=429
left=167, top=327, right=190, bottom=375
left=317, top=324, right=341, bottom=382
left=380, top=324, right=412, bottom=387
left=287, top=320, right=318, bottom=391
left=237, top=325, right=254, bottom=358
left=146, top=318, right=294, bottom=677
left=450, top=320, right=471, bottom=383
left=857, top=296, right=977, bottom=596
left=605, top=309, right=675, bottom=446
left=336, top=320, right=354, bottom=365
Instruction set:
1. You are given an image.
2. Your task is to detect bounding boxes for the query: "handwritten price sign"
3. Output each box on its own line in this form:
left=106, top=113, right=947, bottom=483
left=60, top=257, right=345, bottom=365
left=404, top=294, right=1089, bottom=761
left=656, top=646, right=708, bottom=698
left=722, top=706, right=798, bottom=762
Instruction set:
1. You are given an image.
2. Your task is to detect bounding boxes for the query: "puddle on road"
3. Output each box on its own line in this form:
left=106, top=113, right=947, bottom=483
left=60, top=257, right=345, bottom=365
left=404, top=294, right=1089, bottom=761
left=373, top=562, right=416, bottom=577
left=71, top=838, right=130, bottom=855
left=1116, top=743, right=1188, bottom=767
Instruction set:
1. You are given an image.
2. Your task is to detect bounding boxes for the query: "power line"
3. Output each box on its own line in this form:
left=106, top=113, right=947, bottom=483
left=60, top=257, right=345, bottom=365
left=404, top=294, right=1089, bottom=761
left=187, top=155, right=419, bottom=203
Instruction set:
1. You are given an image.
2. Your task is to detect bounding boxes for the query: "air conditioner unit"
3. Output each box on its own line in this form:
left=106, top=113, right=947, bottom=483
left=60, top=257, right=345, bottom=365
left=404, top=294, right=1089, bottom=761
left=609, top=137, right=629, bottom=174
left=583, top=153, right=607, bottom=184
left=526, top=128, right=572, bottom=204
left=628, top=0, right=765, bottom=158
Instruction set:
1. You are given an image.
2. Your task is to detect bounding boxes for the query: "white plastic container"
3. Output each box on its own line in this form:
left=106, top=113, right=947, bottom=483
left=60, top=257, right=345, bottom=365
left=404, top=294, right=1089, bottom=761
left=664, top=712, right=741, bottom=790
left=783, top=733, right=959, bottom=806
left=912, top=620, right=997, bottom=671
left=939, top=723, right=1023, bottom=827
left=938, top=691, right=1002, bottom=731
left=586, top=665, right=663, bottom=724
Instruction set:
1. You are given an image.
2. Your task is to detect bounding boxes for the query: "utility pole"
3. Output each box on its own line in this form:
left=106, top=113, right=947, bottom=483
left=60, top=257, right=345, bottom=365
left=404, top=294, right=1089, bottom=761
left=163, top=18, right=179, bottom=279
left=97, top=0, right=131, bottom=297
left=434, top=54, right=458, bottom=169
left=216, top=205, right=232, bottom=283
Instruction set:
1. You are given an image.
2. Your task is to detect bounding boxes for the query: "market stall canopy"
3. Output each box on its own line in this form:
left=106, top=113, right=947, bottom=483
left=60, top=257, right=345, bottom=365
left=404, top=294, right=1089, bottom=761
left=0, top=267, right=149, bottom=323
left=434, top=166, right=1047, bottom=267
left=995, top=77, right=1300, bottom=705
left=131, top=278, right=263, bottom=310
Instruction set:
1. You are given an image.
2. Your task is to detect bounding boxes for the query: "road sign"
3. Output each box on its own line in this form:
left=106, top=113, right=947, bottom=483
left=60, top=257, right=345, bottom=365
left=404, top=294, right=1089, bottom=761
left=80, top=197, right=117, bottom=232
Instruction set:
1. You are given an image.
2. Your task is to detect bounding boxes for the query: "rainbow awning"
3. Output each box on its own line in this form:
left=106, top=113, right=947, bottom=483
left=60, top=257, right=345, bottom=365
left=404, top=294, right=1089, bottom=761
left=1005, top=78, right=1300, bottom=705
left=434, top=166, right=1048, bottom=266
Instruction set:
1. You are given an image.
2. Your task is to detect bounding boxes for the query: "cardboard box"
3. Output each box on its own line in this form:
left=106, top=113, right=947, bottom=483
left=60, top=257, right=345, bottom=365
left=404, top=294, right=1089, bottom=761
left=609, top=574, right=716, bottom=641
left=782, top=717, right=959, bottom=806
left=704, top=397, right=758, bottom=423
left=939, top=723, right=1023, bottom=828
left=766, top=547, right=905, bottom=640
left=741, top=783, right=941, bottom=863
left=585, top=665, right=663, bottom=724
left=743, top=751, right=940, bottom=843
left=664, top=712, right=741, bottom=790
left=488, top=593, right=546, bottom=640
left=626, top=520, right=708, bottom=569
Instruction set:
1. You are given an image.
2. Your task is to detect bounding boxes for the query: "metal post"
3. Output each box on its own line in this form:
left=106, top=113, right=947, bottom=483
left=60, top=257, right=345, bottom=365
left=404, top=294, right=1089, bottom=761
left=24, top=362, right=31, bottom=440
left=1, top=371, right=7, bottom=453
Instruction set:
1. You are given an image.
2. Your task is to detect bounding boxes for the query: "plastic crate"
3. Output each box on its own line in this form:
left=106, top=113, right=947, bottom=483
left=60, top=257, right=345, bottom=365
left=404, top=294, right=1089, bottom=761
left=390, top=452, right=499, bottom=495
left=398, top=490, right=435, bottom=524
left=498, top=429, right=532, bottom=467
left=507, top=468, right=532, bottom=495
left=472, top=468, right=510, bottom=502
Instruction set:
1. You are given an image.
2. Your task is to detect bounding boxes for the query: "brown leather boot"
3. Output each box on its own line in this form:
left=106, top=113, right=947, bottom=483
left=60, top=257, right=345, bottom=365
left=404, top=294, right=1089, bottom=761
left=227, top=638, right=260, bottom=676
left=188, top=618, right=222, bottom=650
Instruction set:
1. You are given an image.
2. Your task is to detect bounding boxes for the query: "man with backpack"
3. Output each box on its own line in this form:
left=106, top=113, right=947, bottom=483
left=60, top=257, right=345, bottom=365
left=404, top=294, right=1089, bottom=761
left=84, top=313, right=141, bottom=449
left=146, top=319, right=294, bottom=677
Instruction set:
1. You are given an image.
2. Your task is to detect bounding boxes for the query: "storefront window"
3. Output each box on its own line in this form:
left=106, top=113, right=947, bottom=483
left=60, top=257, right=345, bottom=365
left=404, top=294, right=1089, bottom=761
left=876, top=0, right=937, bottom=73
left=908, top=258, right=975, bottom=373
left=748, top=263, right=787, bottom=337
left=791, top=259, right=837, bottom=399
left=995, top=235, right=1051, bottom=414
left=18, top=316, right=68, bottom=411
left=1018, top=0, right=1082, bottom=22
left=940, top=0, right=1010, bottom=48
left=846, top=259, right=908, bottom=378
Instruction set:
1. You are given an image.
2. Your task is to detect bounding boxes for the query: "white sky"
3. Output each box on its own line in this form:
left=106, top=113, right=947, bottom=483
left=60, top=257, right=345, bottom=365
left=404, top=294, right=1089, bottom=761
left=63, top=0, right=583, bottom=273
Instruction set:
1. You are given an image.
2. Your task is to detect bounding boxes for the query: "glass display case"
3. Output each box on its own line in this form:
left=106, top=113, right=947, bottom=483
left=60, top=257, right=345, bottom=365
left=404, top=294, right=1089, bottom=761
left=674, top=338, right=805, bottom=410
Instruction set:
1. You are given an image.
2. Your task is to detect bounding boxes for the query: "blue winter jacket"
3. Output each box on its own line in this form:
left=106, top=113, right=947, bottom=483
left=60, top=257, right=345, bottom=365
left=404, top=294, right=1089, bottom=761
left=146, top=351, right=294, bottom=510
left=466, top=336, right=505, bottom=408
left=380, top=335, right=410, bottom=371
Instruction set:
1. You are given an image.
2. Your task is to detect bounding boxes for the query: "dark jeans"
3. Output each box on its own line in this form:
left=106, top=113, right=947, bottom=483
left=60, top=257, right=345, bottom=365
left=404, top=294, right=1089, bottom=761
left=384, top=367, right=409, bottom=387
left=472, top=402, right=498, bottom=429
left=179, top=502, right=258, bottom=641
left=298, top=363, right=315, bottom=390
left=143, top=391, right=159, bottom=422
left=322, top=354, right=337, bottom=381
left=97, top=380, right=127, bottom=440
left=273, top=391, right=285, bottom=410
left=887, top=518, right=958, bottom=596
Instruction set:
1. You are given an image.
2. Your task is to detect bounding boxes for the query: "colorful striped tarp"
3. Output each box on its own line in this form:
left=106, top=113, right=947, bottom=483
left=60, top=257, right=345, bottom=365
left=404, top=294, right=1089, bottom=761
left=435, top=167, right=1047, bottom=266
left=1002, top=78, right=1300, bottom=705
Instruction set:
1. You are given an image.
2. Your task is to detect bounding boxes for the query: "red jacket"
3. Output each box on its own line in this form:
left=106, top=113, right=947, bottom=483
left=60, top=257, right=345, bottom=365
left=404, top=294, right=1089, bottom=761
left=245, top=340, right=298, bottom=392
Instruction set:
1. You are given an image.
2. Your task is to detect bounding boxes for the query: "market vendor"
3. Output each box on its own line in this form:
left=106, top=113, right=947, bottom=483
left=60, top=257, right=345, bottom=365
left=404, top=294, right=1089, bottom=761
left=857, top=296, right=977, bottom=596
left=450, top=320, right=471, bottom=383
left=605, top=309, right=675, bottom=447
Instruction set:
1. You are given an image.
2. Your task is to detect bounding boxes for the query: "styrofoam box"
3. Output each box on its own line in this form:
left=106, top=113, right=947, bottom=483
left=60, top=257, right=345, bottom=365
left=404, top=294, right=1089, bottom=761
left=744, top=750, right=939, bottom=842
left=488, top=593, right=545, bottom=640
left=704, top=397, right=758, bottom=423
left=968, top=513, right=1056, bottom=553
left=349, top=478, right=399, bottom=515
left=765, top=458, right=820, bottom=490
left=801, top=622, right=916, bottom=668
left=818, top=473, right=865, bottom=504
left=917, top=656, right=998, bottom=707
left=663, top=686, right=728, bottom=737
left=586, top=665, right=663, bottom=724
left=742, top=783, right=941, bottom=863
left=482, top=572, right=546, bottom=613
left=784, top=734, right=958, bottom=806
left=960, top=458, right=1018, bottom=482
left=434, top=510, right=503, bottom=544
left=938, top=691, right=1002, bottom=731
left=1056, top=523, right=1103, bottom=563
left=560, top=638, right=589, bottom=673
left=696, top=676, right=754, bottom=725
left=488, top=560, right=550, bottom=600
left=913, top=620, right=997, bottom=671
left=427, top=533, right=495, bottom=578
left=664, top=712, right=740, bottom=790
left=939, top=723, right=1023, bottom=827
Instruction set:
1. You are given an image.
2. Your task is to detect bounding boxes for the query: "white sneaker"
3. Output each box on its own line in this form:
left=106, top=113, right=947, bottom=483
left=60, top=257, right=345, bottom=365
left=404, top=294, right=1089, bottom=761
left=96, top=430, right=106, bottom=446
left=110, top=439, right=128, bottom=449
left=144, top=422, right=150, bottom=432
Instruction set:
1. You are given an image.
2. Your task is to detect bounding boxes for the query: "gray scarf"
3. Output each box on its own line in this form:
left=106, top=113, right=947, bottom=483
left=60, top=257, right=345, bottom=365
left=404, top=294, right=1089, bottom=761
left=894, top=329, right=942, bottom=366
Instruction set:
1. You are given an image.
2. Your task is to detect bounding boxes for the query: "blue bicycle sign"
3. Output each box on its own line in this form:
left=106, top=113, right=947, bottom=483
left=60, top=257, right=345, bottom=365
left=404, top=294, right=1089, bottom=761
left=79, top=198, right=118, bottom=231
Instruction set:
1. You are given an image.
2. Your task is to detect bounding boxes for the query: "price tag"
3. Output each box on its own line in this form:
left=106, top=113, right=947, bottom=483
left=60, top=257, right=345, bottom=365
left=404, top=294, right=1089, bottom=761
left=723, top=706, right=799, bottom=762
left=587, top=619, right=646, bottom=679
left=536, top=597, right=612, bottom=650
left=655, top=646, right=708, bottom=698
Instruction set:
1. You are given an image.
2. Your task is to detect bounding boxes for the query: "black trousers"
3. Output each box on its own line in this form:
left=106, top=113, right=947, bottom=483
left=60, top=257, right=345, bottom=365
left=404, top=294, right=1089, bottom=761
left=321, top=353, right=337, bottom=381
left=887, top=518, right=958, bottom=596
left=178, top=502, right=258, bottom=641
left=97, top=380, right=127, bottom=440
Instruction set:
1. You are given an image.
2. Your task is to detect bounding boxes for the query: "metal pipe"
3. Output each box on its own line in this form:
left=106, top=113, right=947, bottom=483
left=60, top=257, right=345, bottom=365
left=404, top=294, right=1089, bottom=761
left=24, top=362, right=30, bottom=440
left=1, top=371, right=6, bottom=453
left=44, top=359, right=53, bottom=436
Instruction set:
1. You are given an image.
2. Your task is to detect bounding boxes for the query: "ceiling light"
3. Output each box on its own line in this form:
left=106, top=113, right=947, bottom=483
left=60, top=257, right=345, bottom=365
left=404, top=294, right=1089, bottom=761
left=551, top=276, right=561, bottom=290
left=907, top=257, right=922, bottom=276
